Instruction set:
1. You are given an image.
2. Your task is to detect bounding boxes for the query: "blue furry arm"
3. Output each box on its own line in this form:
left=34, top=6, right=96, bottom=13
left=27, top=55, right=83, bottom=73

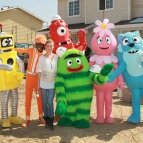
left=109, top=62, right=126, bottom=82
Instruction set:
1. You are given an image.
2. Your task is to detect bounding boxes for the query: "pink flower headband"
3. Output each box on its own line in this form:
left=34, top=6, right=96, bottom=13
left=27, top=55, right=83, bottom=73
left=93, top=19, right=115, bottom=37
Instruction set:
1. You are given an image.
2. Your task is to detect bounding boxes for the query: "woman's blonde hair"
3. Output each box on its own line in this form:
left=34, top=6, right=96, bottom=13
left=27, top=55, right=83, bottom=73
left=45, top=39, right=54, bottom=46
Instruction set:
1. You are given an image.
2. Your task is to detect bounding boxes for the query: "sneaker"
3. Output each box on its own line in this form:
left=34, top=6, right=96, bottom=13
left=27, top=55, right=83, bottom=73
left=1, top=119, right=11, bottom=128
left=9, top=116, right=24, bottom=124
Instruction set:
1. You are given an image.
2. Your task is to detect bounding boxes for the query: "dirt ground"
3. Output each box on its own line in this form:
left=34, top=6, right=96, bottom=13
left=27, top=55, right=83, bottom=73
left=0, top=80, right=143, bottom=143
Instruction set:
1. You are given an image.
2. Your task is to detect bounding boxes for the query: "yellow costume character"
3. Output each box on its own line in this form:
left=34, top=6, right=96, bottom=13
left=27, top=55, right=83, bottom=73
left=0, top=32, right=24, bottom=128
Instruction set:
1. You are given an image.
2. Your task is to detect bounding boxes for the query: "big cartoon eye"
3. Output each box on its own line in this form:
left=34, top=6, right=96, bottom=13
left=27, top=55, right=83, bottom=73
left=122, top=38, right=128, bottom=46
left=67, top=59, right=72, bottom=67
left=133, top=37, right=140, bottom=44
left=8, top=38, right=13, bottom=46
left=97, top=37, right=102, bottom=44
left=57, top=26, right=66, bottom=36
left=2, top=38, right=13, bottom=46
left=76, top=58, right=81, bottom=64
left=106, top=37, right=111, bottom=44
left=2, top=39, right=8, bottom=46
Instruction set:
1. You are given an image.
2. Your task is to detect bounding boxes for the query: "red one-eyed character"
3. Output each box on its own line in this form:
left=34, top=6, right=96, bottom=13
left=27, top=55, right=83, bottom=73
left=49, top=15, right=87, bottom=54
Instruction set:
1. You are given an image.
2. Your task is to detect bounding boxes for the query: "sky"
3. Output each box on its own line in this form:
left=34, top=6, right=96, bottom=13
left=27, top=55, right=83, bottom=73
left=0, top=0, right=58, bottom=27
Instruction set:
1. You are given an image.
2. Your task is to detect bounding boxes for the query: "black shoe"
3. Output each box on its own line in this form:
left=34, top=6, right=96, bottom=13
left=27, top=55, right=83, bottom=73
left=48, top=117, right=54, bottom=130
left=45, top=117, right=54, bottom=130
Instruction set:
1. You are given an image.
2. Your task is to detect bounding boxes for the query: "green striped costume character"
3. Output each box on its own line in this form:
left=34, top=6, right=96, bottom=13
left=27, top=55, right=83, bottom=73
left=55, top=49, right=113, bottom=128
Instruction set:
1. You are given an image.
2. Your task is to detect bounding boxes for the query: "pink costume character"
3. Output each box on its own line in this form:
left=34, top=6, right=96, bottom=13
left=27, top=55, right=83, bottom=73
left=90, top=19, right=123, bottom=123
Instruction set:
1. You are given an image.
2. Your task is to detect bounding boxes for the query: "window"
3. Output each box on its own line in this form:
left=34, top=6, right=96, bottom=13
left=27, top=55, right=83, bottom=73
left=69, top=0, right=79, bottom=16
left=99, top=0, right=113, bottom=10
left=106, top=0, right=113, bottom=9
left=99, top=0, right=105, bottom=10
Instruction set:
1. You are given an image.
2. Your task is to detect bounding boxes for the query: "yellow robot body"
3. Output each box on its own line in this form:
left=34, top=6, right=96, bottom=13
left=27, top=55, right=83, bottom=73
left=0, top=32, right=24, bottom=91
left=0, top=51, right=24, bottom=91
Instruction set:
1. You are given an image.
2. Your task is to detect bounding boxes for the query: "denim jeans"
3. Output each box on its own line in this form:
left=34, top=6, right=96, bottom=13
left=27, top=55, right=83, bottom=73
left=41, top=88, right=55, bottom=118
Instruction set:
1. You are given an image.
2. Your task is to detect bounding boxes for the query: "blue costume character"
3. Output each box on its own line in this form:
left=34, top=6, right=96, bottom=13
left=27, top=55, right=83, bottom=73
left=109, top=31, right=143, bottom=123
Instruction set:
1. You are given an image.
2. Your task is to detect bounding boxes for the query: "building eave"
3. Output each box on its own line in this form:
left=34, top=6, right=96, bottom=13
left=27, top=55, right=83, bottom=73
left=0, top=6, right=45, bottom=23
left=115, top=17, right=143, bottom=30
left=38, top=23, right=93, bottom=33
left=115, top=23, right=143, bottom=29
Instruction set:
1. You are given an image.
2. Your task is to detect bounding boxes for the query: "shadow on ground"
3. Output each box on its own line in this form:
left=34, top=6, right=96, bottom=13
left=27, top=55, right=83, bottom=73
left=1, top=118, right=143, bottom=143
left=113, top=99, right=131, bottom=107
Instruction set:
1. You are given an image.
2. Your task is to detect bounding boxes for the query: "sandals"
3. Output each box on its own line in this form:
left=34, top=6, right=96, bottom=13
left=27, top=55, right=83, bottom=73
left=39, top=116, right=46, bottom=124
left=22, top=120, right=31, bottom=128
left=22, top=117, right=45, bottom=127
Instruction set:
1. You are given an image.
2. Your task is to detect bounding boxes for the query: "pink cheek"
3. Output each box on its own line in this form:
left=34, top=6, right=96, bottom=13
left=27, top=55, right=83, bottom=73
left=97, top=43, right=106, bottom=53
left=93, top=45, right=101, bottom=54
left=109, top=45, right=116, bottom=51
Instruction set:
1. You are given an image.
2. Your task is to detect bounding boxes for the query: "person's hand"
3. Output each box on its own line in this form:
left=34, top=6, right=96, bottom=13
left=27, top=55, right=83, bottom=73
left=55, top=101, right=67, bottom=116
left=36, top=85, right=41, bottom=96
left=56, top=47, right=67, bottom=57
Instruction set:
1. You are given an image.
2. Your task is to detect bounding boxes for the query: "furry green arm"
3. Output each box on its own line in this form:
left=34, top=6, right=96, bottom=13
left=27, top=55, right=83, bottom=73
left=55, top=73, right=67, bottom=115
left=90, top=64, right=114, bottom=84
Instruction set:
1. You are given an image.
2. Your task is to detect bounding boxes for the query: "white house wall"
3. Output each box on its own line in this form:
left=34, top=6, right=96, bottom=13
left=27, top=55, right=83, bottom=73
left=58, top=0, right=130, bottom=24
left=58, top=0, right=85, bottom=24
left=86, top=0, right=129, bottom=23
left=133, top=0, right=143, bottom=17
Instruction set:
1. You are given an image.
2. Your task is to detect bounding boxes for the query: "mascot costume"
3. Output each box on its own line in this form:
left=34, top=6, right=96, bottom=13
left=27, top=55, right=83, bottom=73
left=0, top=32, right=24, bottom=128
left=109, top=31, right=143, bottom=123
left=89, top=19, right=123, bottom=123
left=49, top=15, right=88, bottom=122
left=49, top=15, right=87, bottom=55
left=55, top=49, right=113, bottom=128
left=15, top=34, right=46, bottom=127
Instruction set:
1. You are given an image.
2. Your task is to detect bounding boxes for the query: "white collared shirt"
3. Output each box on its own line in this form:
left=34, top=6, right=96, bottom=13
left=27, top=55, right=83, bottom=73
left=37, top=54, right=58, bottom=89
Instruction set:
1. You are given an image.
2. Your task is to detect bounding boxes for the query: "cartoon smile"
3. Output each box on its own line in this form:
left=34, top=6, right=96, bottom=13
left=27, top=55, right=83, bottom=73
left=67, top=65, right=83, bottom=72
left=100, top=47, right=109, bottom=50
left=128, top=49, right=138, bottom=54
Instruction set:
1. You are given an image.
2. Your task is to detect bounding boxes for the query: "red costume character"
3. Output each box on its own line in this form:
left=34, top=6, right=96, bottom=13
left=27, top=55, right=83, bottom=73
left=15, top=34, right=46, bottom=127
left=49, top=15, right=87, bottom=54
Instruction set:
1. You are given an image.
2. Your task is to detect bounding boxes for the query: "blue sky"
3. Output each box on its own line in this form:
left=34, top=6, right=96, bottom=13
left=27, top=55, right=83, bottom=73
left=0, top=0, right=58, bottom=26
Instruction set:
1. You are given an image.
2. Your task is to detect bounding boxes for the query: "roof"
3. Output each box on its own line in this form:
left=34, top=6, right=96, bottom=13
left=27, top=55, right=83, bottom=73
left=38, top=17, right=143, bottom=33
left=68, top=23, right=92, bottom=29
left=38, top=23, right=93, bottom=32
left=115, top=17, right=143, bottom=25
left=0, top=6, right=45, bottom=22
